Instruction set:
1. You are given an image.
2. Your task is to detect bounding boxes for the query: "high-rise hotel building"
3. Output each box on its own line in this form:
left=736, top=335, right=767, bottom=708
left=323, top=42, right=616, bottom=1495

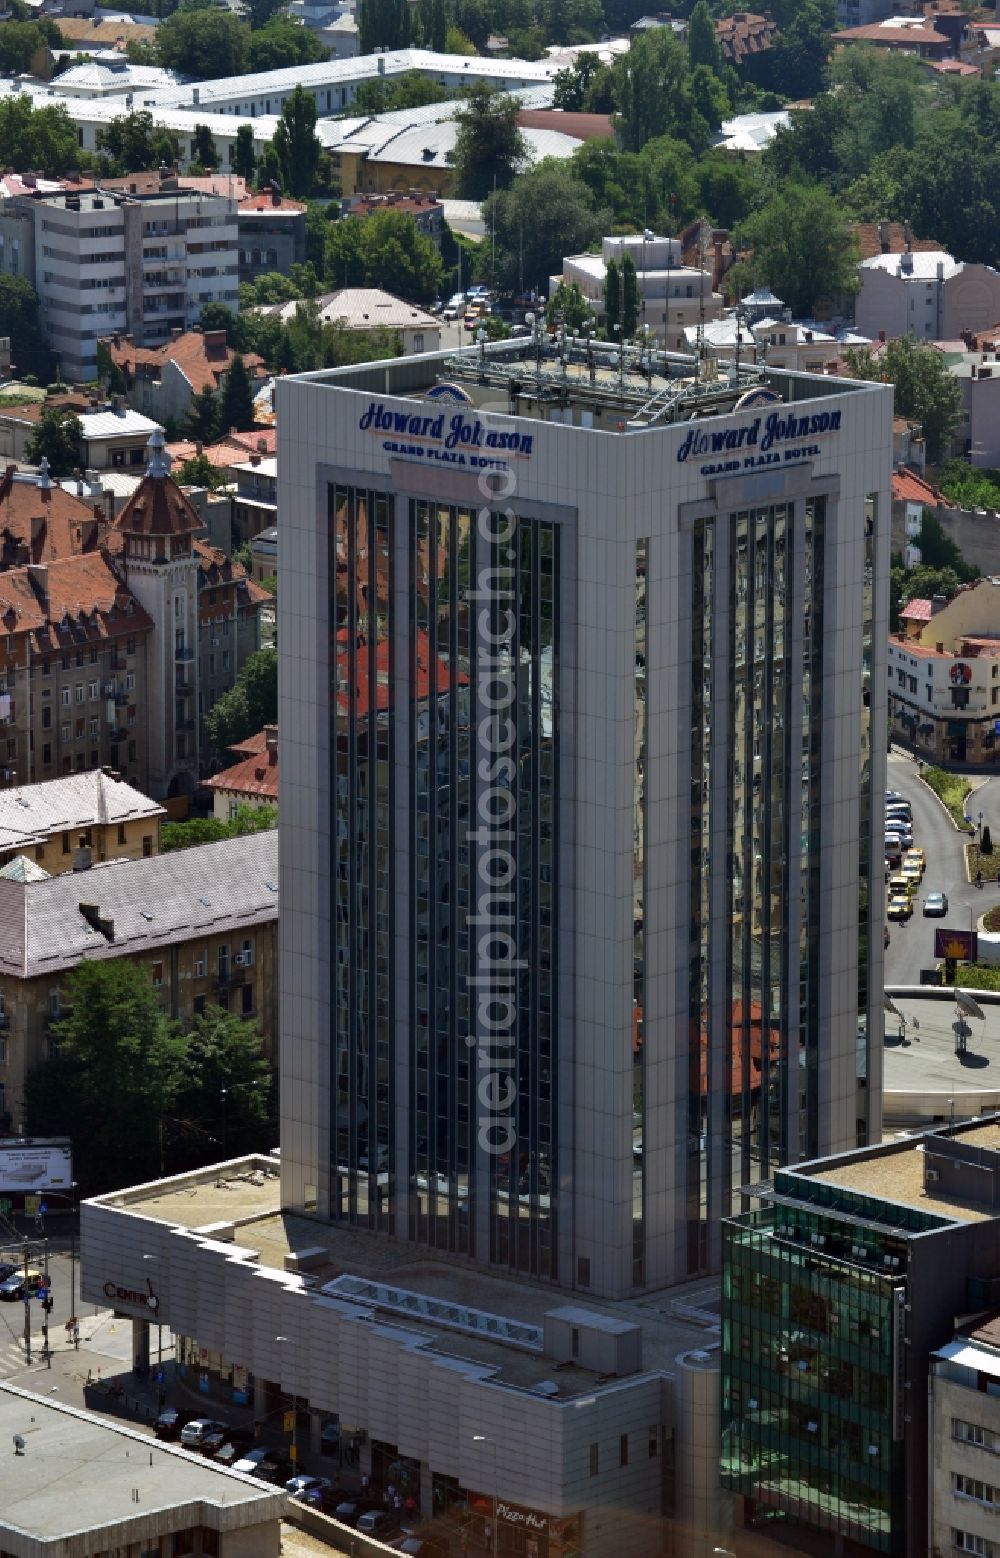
left=277, top=335, right=892, bottom=1302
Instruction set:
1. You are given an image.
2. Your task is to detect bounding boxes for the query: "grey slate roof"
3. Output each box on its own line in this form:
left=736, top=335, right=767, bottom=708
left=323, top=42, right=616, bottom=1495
left=0, top=830, right=278, bottom=978
left=0, top=770, right=165, bottom=855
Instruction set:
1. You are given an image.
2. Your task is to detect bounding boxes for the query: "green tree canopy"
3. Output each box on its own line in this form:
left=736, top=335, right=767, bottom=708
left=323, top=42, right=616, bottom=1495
left=611, top=29, right=712, bottom=155
left=546, top=281, right=595, bottom=332
left=24, top=960, right=188, bottom=1190
left=97, top=111, right=180, bottom=175
left=25, top=408, right=80, bottom=477
left=0, top=20, right=57, bottom=75
left=731, top=183, right=859, bottom=318
left=249, top=14, right=326, bottom=68
left=324, top=209, right=443, bottom=303
left=156, top=7, right=249, bottom=77
left=220, top=355, right=256, bottom=433
left=553, top=52, right=616, bottom=113
left=605, top=256, right=620, bottom=336
left=191, top=122, right=219, bottom=171
left=480, top=162, right=606, bottom=295
left=183, top=384, right=222, bottom=443
left=621, top=251, right=638, bottom=337
left=0, top=275, right=51, bottom=381
left=0, top=97, right=83, bottom=176
left=175, top=1008, right=273, bottom=1159
left=233, top=123, right=255, bottom=182
left=451, top=87, right=529, bottom=202
left=353, top=70, right=450, bottom=115
left=204, top=648, right=277, bottom=761
left=162, top=803, right=277, bottom=852
left=687, top=0, right=721, bottom=72
left=271, top=84, right=322, bottom=198
left=845, top=337, right=962, bottom=465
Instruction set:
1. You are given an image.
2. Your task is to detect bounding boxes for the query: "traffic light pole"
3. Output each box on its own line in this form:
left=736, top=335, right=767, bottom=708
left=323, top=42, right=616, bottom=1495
left=22, top=1241, right=30, bottom=1365
left=42, top=1236, right=50, bottom=1368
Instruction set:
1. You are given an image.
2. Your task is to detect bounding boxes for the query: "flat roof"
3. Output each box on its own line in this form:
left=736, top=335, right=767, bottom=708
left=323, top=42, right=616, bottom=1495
left=290, top=336, right=879, bottom=430
left=0, top=1382, right=286, bottom=1544
left=97, top=1160, right=722, bottom=1396
left=810, top=1120, right=1000, bottom=1224
left=883, top=992, right=1000, bottom=1108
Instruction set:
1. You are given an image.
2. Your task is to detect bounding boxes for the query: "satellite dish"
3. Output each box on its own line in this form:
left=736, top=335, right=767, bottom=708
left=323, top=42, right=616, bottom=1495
left=13, top=1435, right=25, bottom=1455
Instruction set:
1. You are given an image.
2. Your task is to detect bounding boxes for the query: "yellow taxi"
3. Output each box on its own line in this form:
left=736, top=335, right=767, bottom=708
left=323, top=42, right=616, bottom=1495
left=901, top=858, right=923, bottom=890
left=904, top=847, right=925, bottom=873
left=888, top=872, right=914, bottom=899
left=887, top=892, right=912, bottom=922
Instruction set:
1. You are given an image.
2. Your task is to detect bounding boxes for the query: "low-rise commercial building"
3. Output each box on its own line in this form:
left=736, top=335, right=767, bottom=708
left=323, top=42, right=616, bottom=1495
left=0, top=829, right=279, bottom=1134
left=0, top=1380, right=286, bottom=1558
left=889, top=576, right=1000, bottom=765
left=722, top=1118, right=1000, bottom=1558
left=0, top=768, right=164, bottom=874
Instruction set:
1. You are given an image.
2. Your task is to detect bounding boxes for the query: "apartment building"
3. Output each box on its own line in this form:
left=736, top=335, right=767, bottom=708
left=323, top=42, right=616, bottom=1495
left=0, top=830, right=279, bottom=1135
left=230, top=454, right=277, bottom=549
left=237, top=187, right=307, bottom=282
left=554, top=233, right=725, bottom=352
left=205, top=726, right=278, bottom=820
left=0, top=184, right=239, bottom=383
left=103, top=327, right=267, bottom=428
left=0, top=768, right=164, bottom=876
left=930, top=1314, right=1000, bottom=1558
left=889, top=576, right=1000, bottom=766
left=855, top=249, right=1000, bottom=344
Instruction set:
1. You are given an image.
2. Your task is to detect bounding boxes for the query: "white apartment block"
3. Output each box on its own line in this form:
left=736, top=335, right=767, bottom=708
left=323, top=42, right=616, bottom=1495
left=855, top=250, right=1000, bottom=344
left=2, top=186, right=238, bottom=384
left=554, top=234, right=725, bottom=352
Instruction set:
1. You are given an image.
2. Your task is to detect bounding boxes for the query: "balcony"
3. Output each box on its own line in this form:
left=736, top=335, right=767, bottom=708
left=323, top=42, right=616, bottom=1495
left=214, top=966, right=245, bottom=989
left=175, top=717, right=196, bottom=732
left=175, top=644, right=195, bottom=663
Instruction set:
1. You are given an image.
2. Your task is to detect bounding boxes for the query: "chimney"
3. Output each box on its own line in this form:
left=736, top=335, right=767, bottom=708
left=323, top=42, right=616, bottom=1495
left=29, top=515, right=45, bottom=561
left=26, top=563, right=47, bottom=605
left=250, top=453, right=261, bottom=466
left=265, top=724, right=278, bottom=760
left=878, top=330, right=886, bottom=343
left=878, top=220, right=889, bottom=253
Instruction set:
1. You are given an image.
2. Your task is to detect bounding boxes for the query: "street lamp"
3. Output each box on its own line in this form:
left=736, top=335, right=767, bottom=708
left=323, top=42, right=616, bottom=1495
left=472, top=1434, right=498, bottom=1558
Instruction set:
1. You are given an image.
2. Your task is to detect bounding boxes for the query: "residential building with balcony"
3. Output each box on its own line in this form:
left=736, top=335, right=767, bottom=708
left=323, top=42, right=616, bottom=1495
left=889, top=577, right=1000, bottom=766
left=230, top=454, right=277, bottom=548
left=237, top=187, right=307, bottom=282
left=0, top=828, right=278, bottom=1174
left=553, top=234, right=725, bottom=352
left=0, top=768, right=164, bottom=876
left=930, top=1313, right=1000, bottom=1558
left=0, top=184, right=239, bottom=384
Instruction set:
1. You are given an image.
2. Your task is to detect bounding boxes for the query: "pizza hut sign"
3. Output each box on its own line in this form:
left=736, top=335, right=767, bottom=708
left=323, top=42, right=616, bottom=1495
left=497, top=1501, right=548, bottom=1533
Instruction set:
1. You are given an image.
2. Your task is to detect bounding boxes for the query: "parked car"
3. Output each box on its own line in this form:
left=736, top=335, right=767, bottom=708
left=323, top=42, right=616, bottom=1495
left=180, top=1418, right=226, bottom=1448
left=905, top=846, right=926, bottom=870
left=212, top=1438, right=253, bottom=1467
left=286, top=1474, right=333, bottom=1503
left=232, top=1447, right=272, bottom=1475
left=333, top=1501, right=366, bottom=1526
left=0, top=1268, right=44, bottom=1301
left=887, top=893, right=912, bottom=922
left=358, top=1510, right=399, bottom=1538
left=391, top=1538, right=450, bottom=1557
left=0, top=1262, right=17, bottom=1284
left=255, top=1454, right=294, bottom=1484
left=154, top=1408, right=198, bottom=1441
left=923, top=891, right=949, bottom=917
left=901, top=859, right=923, bottom=890
left=199, top=1428, right=231, bottom=1457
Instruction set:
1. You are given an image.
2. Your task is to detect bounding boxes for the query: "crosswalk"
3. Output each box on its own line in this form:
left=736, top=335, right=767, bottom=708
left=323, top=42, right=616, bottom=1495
left=0, top=1308, right=60, bottom=1377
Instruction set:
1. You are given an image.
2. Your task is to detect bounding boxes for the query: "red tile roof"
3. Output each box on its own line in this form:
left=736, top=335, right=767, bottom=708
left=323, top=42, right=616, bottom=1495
left=228, top=729, right=271, bottom=757
left=0, top=466, right=106, bottom=565
left=900, top=597, right=933, bottom=621
left=0, top=552, right=152, bottom=653
left=167, top=430, right=276, bottom=472
left=715, top=10, right=777, bottom=63
left=240, top=190, right=307, bottom=214
left=850, top=222, right=940, bottom=259
left=195, top=539, right=270, bottom=606
left=892, top=469, right=943, bottom=506
left=928, top=58, right=981, bottom=74
left=833, top=20, right=950, bottom=44
left=206, top=739, right=278, bottom=800
left=516, top=109, right=615, bottom=140
left=112, top=469, right=203, bottom=541
left=104, top=330, right=266, bottom=398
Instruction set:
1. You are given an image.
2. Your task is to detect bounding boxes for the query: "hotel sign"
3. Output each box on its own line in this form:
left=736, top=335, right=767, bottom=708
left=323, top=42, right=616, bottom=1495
left=359, top=401, right=533, bottom=470
left=678, top=407, right=842, bottom=477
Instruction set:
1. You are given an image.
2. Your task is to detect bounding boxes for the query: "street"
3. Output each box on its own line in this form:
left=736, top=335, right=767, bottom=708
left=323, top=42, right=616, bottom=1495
left=884, top=750, right=1000, bottom=986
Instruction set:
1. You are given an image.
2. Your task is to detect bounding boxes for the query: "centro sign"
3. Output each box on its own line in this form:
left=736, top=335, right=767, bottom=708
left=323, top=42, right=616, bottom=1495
left=104, top=1278, right=160, bottom=1315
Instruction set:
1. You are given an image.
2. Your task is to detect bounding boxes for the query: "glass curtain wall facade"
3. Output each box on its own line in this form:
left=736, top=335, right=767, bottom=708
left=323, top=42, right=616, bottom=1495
left=330, top=482, right=394, bottom=1230
left=633, top=540, right=647, bottom=1289
left=721, top=1210, right=902, bottom=1552
left=330, top=487, right=559, bottom=1279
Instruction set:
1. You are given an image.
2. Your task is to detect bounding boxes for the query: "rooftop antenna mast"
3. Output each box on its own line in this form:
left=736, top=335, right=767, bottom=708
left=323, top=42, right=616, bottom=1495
left=696, top=222, right=708, bottom=384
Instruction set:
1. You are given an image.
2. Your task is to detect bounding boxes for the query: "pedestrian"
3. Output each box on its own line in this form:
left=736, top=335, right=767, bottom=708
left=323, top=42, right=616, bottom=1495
left=405, top=1495, right=416, bottom=1517
left=361, top=1472, right=370, bottom=1494
left=394, top=1493, right=402, bottom=1512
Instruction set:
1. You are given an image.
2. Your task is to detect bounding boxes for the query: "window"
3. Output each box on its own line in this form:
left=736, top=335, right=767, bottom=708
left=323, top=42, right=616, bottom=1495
left=41, top=658, right=50, bottom=677
left=241, top=981, right=254, bottom=1015
left=619, top=1434, right=629, bottom=1467
left=954, top=1533, right=996, bottom=1558
left=955, top=1475, right=997, bottom=1505
left=648, top=1427, right=658, bottom=1459
left=193, top=952, right=206, bottom=978
left=61, top=723, right=70, bottom=742
left=88, top=681, right=98, bottom=700
left=49, top=988, right=61, bottom=1016
left=42, top=706, right=51, bottom=729
left=151, top=962, right=163, bottom=988
left=142, top=834, right=152, bottom=857
left=126, top=637, right=135, bottom=655
left=89, top=717, right=98, bottom=737
left=117, top=824, right=126, bottom=846
left=75, top=684, right=84, bottom=704
left=193, top=994, right=207, bottom=1016
left=42, top=745, right=50, bottom=766
left=955, top=1420, right=999, bottom=1452
left=126, top=672, right=135, bottom=692
left=239, top=938, right=254, bottom=967
left=60, top=687, right=70, bottom=707
left=61, top=831, right=70, bottom=855
left=589, top=1443, right=599, bottom=1477
left=128, top=740, right=136, bottom=762
left=218, top=944, right=230, bottom=980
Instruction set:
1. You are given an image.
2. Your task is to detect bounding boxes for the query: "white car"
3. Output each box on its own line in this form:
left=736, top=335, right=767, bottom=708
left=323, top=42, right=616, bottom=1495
left=179, top=1418, right=225, bottom=1448
left=231, top=1446, right=271, bottom=1475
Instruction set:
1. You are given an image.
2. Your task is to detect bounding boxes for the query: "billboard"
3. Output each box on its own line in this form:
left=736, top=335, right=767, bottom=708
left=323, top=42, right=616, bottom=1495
left=0, top=1140, right=72, bottom=1192
left=934, top=928, right=978, bottom=963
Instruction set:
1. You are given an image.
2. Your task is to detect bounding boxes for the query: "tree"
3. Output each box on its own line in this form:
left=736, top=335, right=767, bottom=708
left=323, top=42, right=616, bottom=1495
left=611, top=29, right=710, bottom=155
left=98, top=111, right=179, bottom=175
left=156, top=8, right=249, bottom=78
left=25, top=408, right=80, bottom=477
left=0, top=20, right=56, bottom=75
left=24, top=961, right=187, bottom=1191
left=220, top=355, right=256, bottom=434
left=271, top=85, right=321, bottom=199
left=0, top=97, right=82, bottom=176
left=175, top=1008, right=273, bottom=1158
left=184, top=385, right=222, bottom=443
left=324, top=209, right=443, bottom=304
left=844, top=338, right=962, bottom=465
left=191, top=122, right=219, bottom=171
left=162, top=803, right=277, bottom=851
left=451, top=87, right=528, bottom=202
left=0, top=275, right=51, bottom=381
left=547, top=282, right=594, bottom=332
left=621, top=252, right=638, bottom=338
left=553, top=53, right=616, bottom=112
left=353, top=71, right=449, bottom=115
left=176, top=452, right=227, bottom=490
left=233, top=123, right=255, bottom=183
left=480, top=163, right=605, bottom=295
left=204, top=648, right=277, bottom=760
left=249, top=16, right=326, bottom=71
left=732, top=184, right=859, bottom=318
left=605, top=257, right=620, bottom=336
left=914, top=511, right=977, bottom=580
left=687, top=0, right=720, bottom=72
left=96, top=340, right=127, bottom=396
